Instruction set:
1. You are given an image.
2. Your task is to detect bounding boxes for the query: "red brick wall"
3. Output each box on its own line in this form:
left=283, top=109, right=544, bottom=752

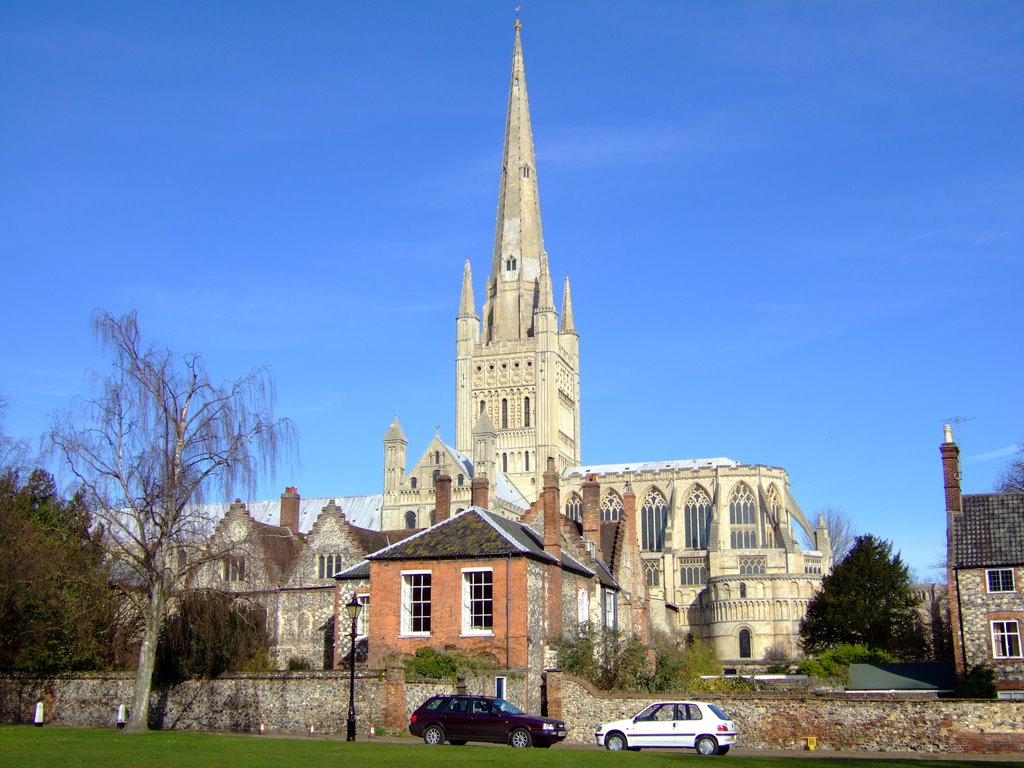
left=367, top=557, right=531, bottom=669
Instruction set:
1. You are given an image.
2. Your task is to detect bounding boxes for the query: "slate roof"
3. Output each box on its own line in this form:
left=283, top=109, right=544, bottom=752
left=953, top=493, right=1024, bottom=568
left=194, top=494, right=383, bottom=533
left=366, top=507, right=598, bottom=578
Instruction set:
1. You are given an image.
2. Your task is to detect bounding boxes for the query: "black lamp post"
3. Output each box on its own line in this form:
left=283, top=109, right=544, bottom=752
left=345, top=595, right=363, bottom=742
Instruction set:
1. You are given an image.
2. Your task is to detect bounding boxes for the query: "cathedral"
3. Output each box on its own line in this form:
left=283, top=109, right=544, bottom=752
left=378, top=21, right=832, bottom=663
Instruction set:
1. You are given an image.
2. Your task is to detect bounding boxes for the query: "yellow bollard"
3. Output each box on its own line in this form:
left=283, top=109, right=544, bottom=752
left=805, top=736, right=817, bottom=751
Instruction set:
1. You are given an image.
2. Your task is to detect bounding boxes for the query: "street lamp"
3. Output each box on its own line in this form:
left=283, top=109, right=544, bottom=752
left=345, top=594, right=363, bottom=742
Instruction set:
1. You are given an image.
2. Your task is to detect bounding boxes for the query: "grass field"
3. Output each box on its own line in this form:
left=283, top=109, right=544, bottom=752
left=0, top=727, right=1019, bottom=768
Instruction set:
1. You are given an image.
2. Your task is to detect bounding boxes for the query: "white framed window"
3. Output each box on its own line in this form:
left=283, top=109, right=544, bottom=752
left=495, top=676, right=507, bottom=699
left=401, top=571, right=432, bottom=636
left=602, top=588, right=618, bottom=630
left=318, top=553, right=342, bottom=579
left=355, top=593, right=370, bottom=638
left=577, top=588, right=590, bottom=624
left=992, top=620, right=1022, bottom=659
left=462, top=568, right=493, bottom=635
left=987, top=569, right=1016, bottom=593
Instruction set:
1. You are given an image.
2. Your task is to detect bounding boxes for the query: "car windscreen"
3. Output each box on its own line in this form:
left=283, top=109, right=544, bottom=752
left=707, top=703, right=731, bottom=721
left=492, top=699, right=525, bottom=715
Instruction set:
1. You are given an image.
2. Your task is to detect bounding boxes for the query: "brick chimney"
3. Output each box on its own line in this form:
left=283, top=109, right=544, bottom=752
left=471, top=474, right=489, bottom=509
left=280, top=486, right=300, bottom=532
left=582, top=473, right=601, bottom=554
left=941, top=424, right=962, bottom=517
left=435, top=470, right=452, bottom=524
left=941, top=424, right=966, bottom=675
left=543, top=457, right=563, bottom=639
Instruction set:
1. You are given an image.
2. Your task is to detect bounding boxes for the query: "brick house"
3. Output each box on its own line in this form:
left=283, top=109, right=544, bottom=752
left=335, top=460, right=638, bottom=708
left=941, top=425, right=1024, bottom=696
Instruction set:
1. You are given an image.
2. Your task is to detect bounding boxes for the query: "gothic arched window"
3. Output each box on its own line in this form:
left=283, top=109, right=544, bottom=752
left=457, top=474, right=465, bottom=487
left=479, top=400, right=486, bottom=414
left=502, top=453, right=508, bottom=473
left=524, top=396, right=530, bottom=427
left=524, top=451, right=530, bottom=471
left=501, top=398, right=508, bottom=428
left=739, top=582, right=747, bottom=598
left=684, top=486, right=712, bottom=549
left=410, top=477, right=418, bottom=489
left=404, top=511, right=416, bottom=529
left=640, top=489, right=668, bottom=552
left=600, top=490, right=623, bottom=522
left=565, top=494, right=582, bottom=522
left=729, top=483, right=758, bottom=549
left=739, top=628, right=752, bottom=659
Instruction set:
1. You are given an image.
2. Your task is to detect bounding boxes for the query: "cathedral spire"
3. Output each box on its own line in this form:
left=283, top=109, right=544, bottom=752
left=560, top=276, right=576, bottom=333
left=458, top=259, right=475, bottom=317
left=483, top=20, right=549, bottom=343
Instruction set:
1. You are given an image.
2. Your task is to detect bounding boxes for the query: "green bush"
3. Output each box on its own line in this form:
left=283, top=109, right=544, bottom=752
left=286, top=657, right=312, bottom=671
left=403, top=646, right=492, bottom=680
left=797, top=643, right=896, bottom=680
left=955, top=665, right=996, bottom=699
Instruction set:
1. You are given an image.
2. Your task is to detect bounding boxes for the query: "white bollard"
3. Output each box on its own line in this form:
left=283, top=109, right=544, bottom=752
left=117, top=705, right=127, bottom=729
left=34, top=702, right=44, bottom=727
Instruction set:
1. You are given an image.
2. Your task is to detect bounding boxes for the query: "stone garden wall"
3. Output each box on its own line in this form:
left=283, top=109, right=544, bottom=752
left=557, top=674, right=1024, bottom=753
left=2, top=671, right=1022, bottom=753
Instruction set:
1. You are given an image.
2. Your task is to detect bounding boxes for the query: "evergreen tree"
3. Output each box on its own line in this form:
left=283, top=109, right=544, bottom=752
left=0, top=468, right=126, bottom=672
left=800, top=534, right=925, bottom=659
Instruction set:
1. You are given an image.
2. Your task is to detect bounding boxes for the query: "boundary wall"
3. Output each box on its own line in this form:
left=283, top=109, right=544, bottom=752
left=2, top=672, right=1022, bottom=753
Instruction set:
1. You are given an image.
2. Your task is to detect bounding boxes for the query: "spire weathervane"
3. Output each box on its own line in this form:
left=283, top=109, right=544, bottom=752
left=515, top=5, right=521, bottom=29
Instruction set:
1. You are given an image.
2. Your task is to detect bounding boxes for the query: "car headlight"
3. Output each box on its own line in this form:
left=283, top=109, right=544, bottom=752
left=542, top=723, right=555, bottom=731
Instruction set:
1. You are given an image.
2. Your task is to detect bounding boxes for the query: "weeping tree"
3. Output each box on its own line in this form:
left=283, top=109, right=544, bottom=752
left=51, top=310, right=295, bottom=731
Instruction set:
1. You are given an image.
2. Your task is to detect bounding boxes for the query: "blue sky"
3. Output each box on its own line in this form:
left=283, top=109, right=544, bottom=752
left=2, top=2, right=1022, bottom=578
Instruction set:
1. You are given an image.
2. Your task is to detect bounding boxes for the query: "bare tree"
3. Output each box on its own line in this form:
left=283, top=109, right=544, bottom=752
left=51, top=310, right=295, bottom=731
left=817, top=505, right=858, bottom=563
left=995, top=444, right=1024, bottom=493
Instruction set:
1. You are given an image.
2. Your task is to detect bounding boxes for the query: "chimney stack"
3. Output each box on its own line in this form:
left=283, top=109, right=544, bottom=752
left=941, top=425, right=966, bottom=676
left=435, top=470, right=452, bottom=523
left=471, top=474, right=489, bottom=509
left=543, top=456, right=563, bottom=639
left=582, top=473, right=601, bottom=553
left=940, top=425, right=962, bottom=517
left=280, top=486, right=300, bottom=532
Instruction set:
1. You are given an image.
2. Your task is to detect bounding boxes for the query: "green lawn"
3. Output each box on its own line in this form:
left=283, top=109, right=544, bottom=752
left=0, top=727, right=1018, bottom=768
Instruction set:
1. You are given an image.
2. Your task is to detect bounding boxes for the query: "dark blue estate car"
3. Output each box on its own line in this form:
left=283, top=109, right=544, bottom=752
left=409, top=694, right=568, bottom=748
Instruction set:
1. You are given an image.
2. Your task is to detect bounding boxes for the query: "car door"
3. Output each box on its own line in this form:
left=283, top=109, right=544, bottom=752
left=673, top=703, right=703, bottom=748
left=442, top=696, right=474, bottom=740
left=469, top=698, right=505, bottom=742
left=627, top=703, right=677, bottom=747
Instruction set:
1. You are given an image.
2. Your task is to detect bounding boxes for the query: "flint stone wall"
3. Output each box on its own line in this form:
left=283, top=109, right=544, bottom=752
left=560, top=675, right=1024, bottom=753
left=3, top=672, right=1023, bottom=753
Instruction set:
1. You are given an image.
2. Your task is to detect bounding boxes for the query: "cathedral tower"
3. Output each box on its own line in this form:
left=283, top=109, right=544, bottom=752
left=455, top=21, right=581, bottom=503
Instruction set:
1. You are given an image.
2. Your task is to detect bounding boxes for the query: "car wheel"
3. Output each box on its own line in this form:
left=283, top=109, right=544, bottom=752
left=717, top=746, right=730, bottom=755
left=449, top=740, right=467, bottom=746
left=605, top=732, right=627, bottom=751
left=509, top=728, right=532, bottom=748
left=695, top=736, right=719, bottom=756
left=423, top=725, right=445, bottom=745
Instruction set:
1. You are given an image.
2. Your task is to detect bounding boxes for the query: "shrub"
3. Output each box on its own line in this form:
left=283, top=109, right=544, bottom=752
left=286, top=657, right=312, bottom=671
left=403, top=646, right=492, bottom=680
left=797, top=643, right=896, bottom=680
left=955, top=665, right=997, bottom=699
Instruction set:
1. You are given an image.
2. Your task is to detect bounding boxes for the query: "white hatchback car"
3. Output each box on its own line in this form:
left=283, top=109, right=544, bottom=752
left=594, top=701, right=737, bottom=755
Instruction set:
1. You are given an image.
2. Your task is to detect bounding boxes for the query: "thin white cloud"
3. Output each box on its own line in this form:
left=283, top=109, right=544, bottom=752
left=964, top=445, right=1020, bottom=464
